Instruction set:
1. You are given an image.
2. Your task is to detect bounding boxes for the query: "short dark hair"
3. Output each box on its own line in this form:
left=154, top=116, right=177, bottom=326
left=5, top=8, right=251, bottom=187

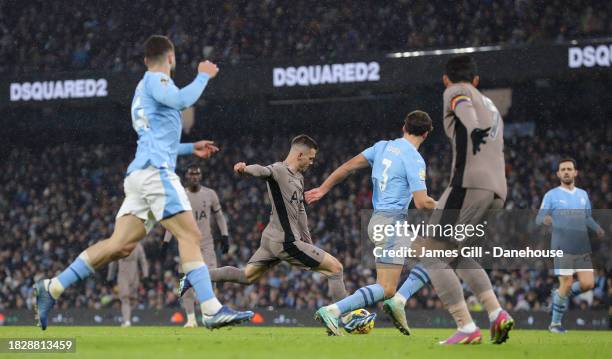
left=185, top=163, right=201, bottom=173
left=403, top=110, right=433, bottom=136
left=291, top=134, right=318, bottom=150
left=445, top=55, right=478, bottom=83
left=558, top=157, right=577, bottom=169
left=144, top=35, right=174, bottom=62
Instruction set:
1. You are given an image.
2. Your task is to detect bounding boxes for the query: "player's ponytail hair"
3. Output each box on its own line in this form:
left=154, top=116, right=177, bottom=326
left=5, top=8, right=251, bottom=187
left=404, top=110, right=433, bottom=136
left=144, top=35, right=175, bottom=62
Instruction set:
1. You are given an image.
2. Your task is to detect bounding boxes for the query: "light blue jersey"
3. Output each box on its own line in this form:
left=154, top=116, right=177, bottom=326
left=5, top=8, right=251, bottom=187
left=361, top=138, right=427, bottom=210
left=536, top=186, right=600, bottom=254
left=127, top=71, right=210, bottom=174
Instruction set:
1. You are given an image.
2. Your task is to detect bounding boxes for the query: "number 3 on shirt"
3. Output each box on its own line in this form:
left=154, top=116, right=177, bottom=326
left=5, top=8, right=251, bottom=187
left=379, top=158, right=392, bottom=192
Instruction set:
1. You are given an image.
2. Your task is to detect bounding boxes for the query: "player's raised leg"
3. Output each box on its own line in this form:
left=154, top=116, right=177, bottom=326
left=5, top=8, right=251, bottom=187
left=161, top=211, right=253, bottom=329
left=208, top=241, right=278, bottom=287
left=34, top=214, right=146, bottom=330
left=209, top=266, right=252, bottom=284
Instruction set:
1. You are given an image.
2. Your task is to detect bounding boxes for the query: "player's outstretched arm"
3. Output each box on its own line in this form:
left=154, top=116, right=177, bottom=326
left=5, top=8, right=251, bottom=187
left=234, top=162, right=272, bottom=178
left=176, top=140, right=219, bottom=158
left=150, top=60, right=219, bottom=110
left=305, top=154, right=369, bottom=204
left=193, top=140, right=219, bottom=159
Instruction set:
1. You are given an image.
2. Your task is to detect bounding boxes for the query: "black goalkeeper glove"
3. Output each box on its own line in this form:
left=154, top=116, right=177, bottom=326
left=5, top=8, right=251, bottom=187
left=220, top=235, right=229, bottom=254
left=471, top=127, right=491, bottom=155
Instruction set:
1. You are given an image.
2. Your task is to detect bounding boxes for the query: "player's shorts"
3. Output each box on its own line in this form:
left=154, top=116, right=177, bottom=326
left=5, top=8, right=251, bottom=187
left=367, top=210, right=410, bottom=266
left=116, top=166, right=191, bottom=233
left=554, top=253, right=593, bottom=276
left=428, top=187, right=503, bottom=244
left=247, top=226, right=325, bottom=270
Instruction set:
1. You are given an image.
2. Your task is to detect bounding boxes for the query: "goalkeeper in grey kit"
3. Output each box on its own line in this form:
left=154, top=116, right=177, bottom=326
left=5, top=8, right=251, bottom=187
left=164, top=164, right=230, bottom=327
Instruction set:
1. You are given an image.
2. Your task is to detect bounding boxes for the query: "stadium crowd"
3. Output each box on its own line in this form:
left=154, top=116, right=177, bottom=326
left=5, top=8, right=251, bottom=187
left=1, top=123, right=610, bottom=314
left=1, top=0, right=611, bottom=74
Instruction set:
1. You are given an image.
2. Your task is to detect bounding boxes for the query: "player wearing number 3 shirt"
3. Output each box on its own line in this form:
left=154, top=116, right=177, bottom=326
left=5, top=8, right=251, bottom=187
left=305, top=110, right=437, bottom=336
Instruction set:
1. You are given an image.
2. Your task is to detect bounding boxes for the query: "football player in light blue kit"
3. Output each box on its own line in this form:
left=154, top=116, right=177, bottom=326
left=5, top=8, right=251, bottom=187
left=34, top=35, right=253, bottom=330
left=536, top=158, right=604, bottom=333
left=306, top=110, right=437, bottom=336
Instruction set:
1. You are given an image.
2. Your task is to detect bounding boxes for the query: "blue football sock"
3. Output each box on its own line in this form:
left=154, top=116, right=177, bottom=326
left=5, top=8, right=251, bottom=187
left=335, top=284, right=384, bottom=315
left=569, top=281, right=583, bottom=298
left=186, top=265, right=216, bottom=303
left=551, top=290, right=568, bottom=325
left=397, top=265, right=430, bottom=300
left=57, top=257, right=93, bottom=289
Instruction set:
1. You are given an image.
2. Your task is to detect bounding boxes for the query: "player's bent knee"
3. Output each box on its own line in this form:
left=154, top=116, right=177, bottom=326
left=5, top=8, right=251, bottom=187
left=329, top=258, right=343, bottom=275
left=244, top=266, right=260, bottom=284
left=118, top=242, right=137, bottom=258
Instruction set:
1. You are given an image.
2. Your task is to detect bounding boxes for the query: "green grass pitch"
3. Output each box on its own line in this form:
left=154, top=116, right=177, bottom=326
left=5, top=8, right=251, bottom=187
left=1, top=326, right=611, bottom=359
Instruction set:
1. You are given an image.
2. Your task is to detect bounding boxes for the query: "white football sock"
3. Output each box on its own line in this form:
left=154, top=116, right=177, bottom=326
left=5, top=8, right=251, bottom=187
left=200, top=298, right=222, bottom=317
left=47, top=278, right=64, bottom=300
left=393, top=292, right=407, bottom=306
left=182, top=261, right=205, bottom=273
left=488, top=307, right=502, bottom=322
left=78, top=251, right=95, bottom=272
left=459, top=322, right=477, bottom=333
left=327, top=304, right=341, bottom=317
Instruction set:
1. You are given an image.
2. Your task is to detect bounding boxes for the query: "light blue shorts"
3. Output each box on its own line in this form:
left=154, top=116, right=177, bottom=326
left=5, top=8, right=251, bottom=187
left=368, top=210, right=411, bottom=266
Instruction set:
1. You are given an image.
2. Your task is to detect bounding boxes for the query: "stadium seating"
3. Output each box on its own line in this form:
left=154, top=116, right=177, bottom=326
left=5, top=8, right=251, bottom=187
left=0, top=0, right=610, bottom=74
